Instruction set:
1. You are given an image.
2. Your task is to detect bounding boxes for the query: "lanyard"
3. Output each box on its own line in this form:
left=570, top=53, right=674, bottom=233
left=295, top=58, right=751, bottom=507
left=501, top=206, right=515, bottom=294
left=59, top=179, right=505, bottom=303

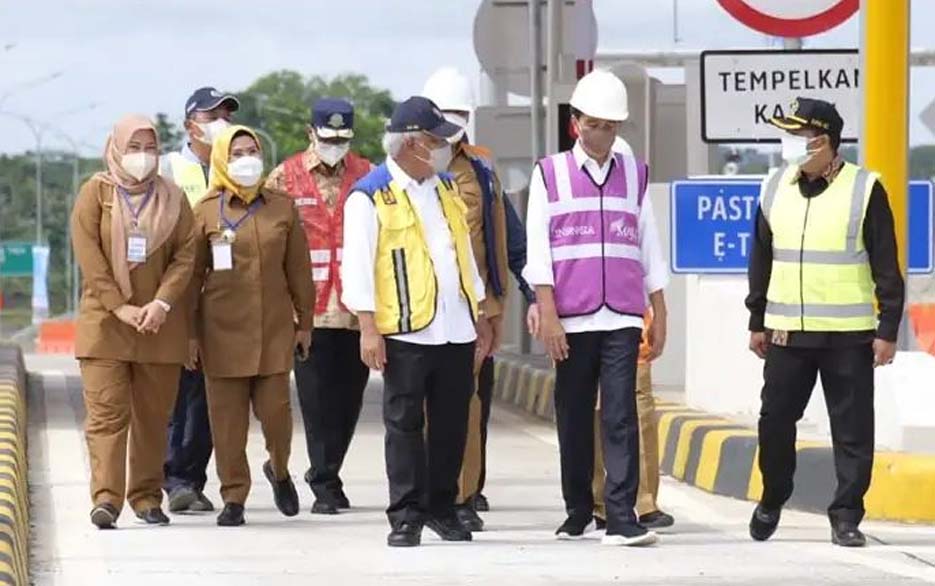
left=218, top=192, right=263, bottom=233
left=117, top=183, right=155, bottom=229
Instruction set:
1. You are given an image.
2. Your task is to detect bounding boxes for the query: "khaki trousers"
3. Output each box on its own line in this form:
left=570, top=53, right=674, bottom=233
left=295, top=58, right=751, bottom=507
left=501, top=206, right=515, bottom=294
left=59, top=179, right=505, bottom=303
left=80, top=359, right=180, bottom=513
left=204, top=373, right=292, bottom=505
left=457, top=386, right=483, bottom=504
left=593, top=362, right=659, bottom=519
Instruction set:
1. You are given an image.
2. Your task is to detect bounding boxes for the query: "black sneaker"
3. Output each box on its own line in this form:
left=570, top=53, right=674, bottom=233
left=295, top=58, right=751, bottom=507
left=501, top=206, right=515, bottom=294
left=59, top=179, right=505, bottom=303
left=335, top=489, right=351, bottom=510
left=190, top=491, right=215, bottom=512
left=388, top=522, right=422, bottom=547
left=426, top=515, right=473, bottom=541
left=167, top=486, right=198, bottom=513
left=749, top=504, right=781, bottom=542
left=90, top=503, right=118, bottom=529
left=594, top=516, right=607, bottom=531
left=264, top=461, right=299, bottom=517
left=136, top=507, right=170, bottom=526
left=455, top=504, right=485, bottom=532
left=311, top=500, right=340, bottom=515
left=555, top=515, right=595, bottom=540
left=217, top=503, right=245, bottom=527
left=639, top=510, right=675, bottom=529
left=602, top=523, right=658, bottom=547
left=831, top=521, right=867, bottom=547
left=473, top=493, right=490, bottom=512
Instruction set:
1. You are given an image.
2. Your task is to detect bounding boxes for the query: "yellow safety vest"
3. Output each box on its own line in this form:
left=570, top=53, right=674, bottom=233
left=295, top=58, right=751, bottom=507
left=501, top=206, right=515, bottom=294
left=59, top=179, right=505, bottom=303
left=761, top=161, right=877, bottom=332
left=163, top=152, right=208, bottom=205
left=358, top=165, right=479, bottom=335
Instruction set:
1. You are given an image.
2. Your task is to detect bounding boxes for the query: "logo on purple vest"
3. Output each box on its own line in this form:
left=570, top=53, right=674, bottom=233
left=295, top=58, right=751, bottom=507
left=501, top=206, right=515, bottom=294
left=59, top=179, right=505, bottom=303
left=552, top=225, right=596, bottom=239
left=609, top=216, right=639, bottom=244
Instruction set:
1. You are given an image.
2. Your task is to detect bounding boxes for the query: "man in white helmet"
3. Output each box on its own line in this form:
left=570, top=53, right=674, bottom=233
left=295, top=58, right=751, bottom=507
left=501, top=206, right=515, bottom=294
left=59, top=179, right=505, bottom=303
left=421, top=67, right=536, bottom=532
left=523, top=69, right=668, bottom=546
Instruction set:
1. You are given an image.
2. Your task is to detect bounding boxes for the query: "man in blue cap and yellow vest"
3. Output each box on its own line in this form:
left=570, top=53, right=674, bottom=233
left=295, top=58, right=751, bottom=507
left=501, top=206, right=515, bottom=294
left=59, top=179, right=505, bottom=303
left=746, top=97, right=904, bottom=547
left=265, top=98, right=373, bottom=515
left=341, top=96, right=491, bottom=548
left=159, top=86, right=239, bottom=513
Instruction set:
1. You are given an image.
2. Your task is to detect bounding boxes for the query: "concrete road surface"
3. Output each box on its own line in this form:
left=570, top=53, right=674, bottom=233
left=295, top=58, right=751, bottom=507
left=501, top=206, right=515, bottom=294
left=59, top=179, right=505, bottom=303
left=24, top=354, right=935, bottom=585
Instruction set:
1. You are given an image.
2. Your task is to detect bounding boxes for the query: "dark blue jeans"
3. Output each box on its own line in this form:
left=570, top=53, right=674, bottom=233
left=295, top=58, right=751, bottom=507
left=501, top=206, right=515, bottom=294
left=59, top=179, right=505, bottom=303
left=554, top=328, right=642, bottom=533
left=163, top=368, right=213, bottom=493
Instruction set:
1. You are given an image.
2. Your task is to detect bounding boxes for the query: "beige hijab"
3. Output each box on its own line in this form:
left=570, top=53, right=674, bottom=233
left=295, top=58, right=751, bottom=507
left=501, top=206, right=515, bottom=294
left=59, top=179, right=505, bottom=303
left=93, top=114, right=182, bottom=301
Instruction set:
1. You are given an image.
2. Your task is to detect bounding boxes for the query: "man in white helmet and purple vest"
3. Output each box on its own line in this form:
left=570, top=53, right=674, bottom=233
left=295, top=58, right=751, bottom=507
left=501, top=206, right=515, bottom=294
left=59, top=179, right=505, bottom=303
left=523, top=69, right=668, bottom=547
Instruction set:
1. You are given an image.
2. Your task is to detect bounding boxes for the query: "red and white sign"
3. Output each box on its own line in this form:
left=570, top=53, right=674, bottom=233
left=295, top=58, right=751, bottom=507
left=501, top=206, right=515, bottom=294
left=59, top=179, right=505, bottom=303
left=717, top=0, right=858, bottom=37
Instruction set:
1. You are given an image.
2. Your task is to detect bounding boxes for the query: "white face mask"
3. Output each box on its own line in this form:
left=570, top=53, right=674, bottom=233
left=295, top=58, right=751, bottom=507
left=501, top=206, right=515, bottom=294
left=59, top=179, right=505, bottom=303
left=444, top=112, right=468, bottom=144
left=194, top=118, right=231, bottom=145
left=228, top=155, right=264, bottom=187
left=121, top=152, right=157, bottom=181
left=318, top=142, right=350, bottom=167
left=781, top=134, right=811, bottom=165
left=430, top=145, right=453, bottom=173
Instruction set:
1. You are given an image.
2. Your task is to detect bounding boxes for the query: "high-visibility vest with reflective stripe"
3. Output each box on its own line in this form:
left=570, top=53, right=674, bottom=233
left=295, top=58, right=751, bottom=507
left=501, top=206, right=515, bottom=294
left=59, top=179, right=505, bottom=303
left=282, top=151, right=371, bottom=315
left=538, top=150, right=647, bottom=318
left=163, top=152, right=208, bottom=205
left=761, top=162, right=877, bottom=332
left=353, top=164, right=479, bottom=336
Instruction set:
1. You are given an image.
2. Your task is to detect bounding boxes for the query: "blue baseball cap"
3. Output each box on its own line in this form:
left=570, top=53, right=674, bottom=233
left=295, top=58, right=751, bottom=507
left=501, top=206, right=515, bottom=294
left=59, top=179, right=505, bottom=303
left=386, top=96, right=461, bottom=139
left=313, top=98, right=354, bottom=139
left=184, top=87, right=240, bottom=118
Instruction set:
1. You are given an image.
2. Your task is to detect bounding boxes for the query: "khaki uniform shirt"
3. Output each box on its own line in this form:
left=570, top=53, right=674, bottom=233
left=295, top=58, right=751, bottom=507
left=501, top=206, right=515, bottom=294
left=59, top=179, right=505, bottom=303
left=449, top=144, right=509, bottom=318
left=72, top=176, right=196, bottom=364
left=266, top=146, right=367, bottom=330
left=190, top=188, right=315, bottom=378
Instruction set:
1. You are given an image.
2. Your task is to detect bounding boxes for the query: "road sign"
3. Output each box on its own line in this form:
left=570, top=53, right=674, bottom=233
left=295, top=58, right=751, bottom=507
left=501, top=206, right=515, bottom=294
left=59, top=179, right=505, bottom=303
left=701, top=49, right=859, bottom=143
left=716, top=0, right=858, bottom=37
left=473, top=0, right=597, bottom=97
left=0, top=242, right=33, bottom=277
left=670, top=179, right=934, bottom=274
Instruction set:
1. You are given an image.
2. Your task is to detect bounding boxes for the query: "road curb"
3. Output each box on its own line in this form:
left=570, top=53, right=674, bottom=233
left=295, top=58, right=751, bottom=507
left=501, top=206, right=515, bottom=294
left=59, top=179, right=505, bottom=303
left=493, top=353, right=935, bottom=524
left=0, top=342, right=28, bottom=585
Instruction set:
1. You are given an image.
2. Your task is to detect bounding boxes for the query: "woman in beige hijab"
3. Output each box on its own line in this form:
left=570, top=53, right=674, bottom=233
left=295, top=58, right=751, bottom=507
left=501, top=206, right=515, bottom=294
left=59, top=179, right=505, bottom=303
left=71, top=114, right=196, bottom=529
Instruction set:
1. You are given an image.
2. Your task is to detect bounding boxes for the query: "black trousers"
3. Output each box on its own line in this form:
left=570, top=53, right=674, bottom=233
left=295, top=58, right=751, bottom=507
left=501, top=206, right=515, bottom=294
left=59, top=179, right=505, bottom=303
left=758, top=343, right=875, bottom=524
left=164, top=368, right=213, bottom=493
left=383, top=339, right=474, bottom=528
left=554, top=328, right=642, bottom=533
left=475, top=356, right=494, bottom=495
left=294, top=328, right=370, bottom=502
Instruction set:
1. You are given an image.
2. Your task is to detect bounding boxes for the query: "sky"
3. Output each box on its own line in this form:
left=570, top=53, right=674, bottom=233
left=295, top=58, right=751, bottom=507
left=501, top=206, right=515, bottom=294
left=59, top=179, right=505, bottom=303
left=1, top=0, right=934, bottom=156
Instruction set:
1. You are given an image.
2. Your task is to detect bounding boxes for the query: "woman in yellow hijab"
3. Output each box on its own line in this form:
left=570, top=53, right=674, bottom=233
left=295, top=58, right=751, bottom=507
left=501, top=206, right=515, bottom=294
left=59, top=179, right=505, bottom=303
left=188, top=125, right=315, bottom=526
left=71, top=114, right=195, bottom=529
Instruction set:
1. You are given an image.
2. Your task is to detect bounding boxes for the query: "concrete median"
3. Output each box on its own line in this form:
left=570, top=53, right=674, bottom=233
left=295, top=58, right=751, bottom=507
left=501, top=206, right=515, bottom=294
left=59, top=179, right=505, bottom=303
left=494, top=352, right=935, bottom=524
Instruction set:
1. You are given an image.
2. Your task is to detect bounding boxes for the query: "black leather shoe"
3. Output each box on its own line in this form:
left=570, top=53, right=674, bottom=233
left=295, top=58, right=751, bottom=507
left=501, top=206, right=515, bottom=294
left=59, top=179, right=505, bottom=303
left=639, top=510, right=675, bottom=529
left=387, top=522, right=422, bottom=547
left=473, top=493, right=490, bottom=512
left=311, top=500, right=340, bottom=515
left=90, top=503, right=118, bottom=529
left=426, top=515, right=473, bottom=541
left=455, top=504, right=485, bottom=532
left=136, top=507, right=170, bottom=526
left=749, top=505, right=781, bottom=542
left=831, top=521, right=867, bottom=547
left=335, top=489, right=351, bottom=510
left=217, top=503, right=245, bottom=527
left=594, top=516, right=607, bottom=531
left=264, top=461, right=299, bottom=517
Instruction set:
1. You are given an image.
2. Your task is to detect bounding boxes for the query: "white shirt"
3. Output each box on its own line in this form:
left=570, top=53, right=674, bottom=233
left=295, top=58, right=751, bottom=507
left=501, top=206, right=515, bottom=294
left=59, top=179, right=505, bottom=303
left=522, top=141, right=669, bottom=334
left=341, top=157, right=486, bottom=345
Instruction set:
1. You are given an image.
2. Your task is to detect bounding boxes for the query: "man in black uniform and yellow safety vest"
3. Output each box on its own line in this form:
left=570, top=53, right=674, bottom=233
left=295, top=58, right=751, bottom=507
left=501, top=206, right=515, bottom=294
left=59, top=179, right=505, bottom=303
left=746, top=97, right=904, bottom=547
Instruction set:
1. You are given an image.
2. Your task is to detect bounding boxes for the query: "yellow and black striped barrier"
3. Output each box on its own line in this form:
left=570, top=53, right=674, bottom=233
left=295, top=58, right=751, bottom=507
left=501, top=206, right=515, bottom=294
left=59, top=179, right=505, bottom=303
left=494, top=353, right=935, bottom=523
left=0, top=342, right=27, bottom=585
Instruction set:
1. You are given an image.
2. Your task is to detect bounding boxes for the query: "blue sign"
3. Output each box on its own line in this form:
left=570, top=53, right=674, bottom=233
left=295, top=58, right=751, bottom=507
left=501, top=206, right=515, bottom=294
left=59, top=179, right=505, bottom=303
left=671, top=178, right=933, bottom=274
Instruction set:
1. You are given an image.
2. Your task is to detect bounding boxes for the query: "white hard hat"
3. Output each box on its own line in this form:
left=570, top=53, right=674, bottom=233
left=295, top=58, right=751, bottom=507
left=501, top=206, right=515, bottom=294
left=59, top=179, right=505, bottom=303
left=421, top=67, right=475, bottom=113
left=569, top=69, right=629, bottom=122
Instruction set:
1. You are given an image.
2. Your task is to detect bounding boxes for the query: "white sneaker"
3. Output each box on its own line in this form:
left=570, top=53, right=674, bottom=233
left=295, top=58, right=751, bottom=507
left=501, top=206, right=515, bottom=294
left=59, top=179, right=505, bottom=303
left=601, top=530, right=658, bottom=547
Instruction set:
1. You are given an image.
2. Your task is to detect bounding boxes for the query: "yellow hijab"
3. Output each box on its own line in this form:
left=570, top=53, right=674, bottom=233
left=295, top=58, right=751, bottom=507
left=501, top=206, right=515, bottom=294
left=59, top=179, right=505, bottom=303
left=209, top=125, right=264, bottom=204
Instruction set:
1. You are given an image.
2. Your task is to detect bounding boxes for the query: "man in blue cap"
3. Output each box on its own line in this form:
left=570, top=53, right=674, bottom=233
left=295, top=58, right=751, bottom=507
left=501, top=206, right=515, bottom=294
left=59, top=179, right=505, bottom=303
left=265, top=98, right=373, bottom=515
left=341, top=96, right=491, bottom=547
left=160, top=86, right=239, bottom=514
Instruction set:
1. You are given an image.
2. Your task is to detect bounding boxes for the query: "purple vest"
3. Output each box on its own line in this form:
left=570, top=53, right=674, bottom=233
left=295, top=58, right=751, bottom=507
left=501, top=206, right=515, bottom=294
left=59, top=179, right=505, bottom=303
left=539, top=150, right=647, bottom=318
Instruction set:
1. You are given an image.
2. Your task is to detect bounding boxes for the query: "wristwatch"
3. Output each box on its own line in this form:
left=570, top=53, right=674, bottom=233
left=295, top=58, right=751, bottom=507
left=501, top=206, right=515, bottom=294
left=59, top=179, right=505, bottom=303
left=154, top=299, right=171, bottom=313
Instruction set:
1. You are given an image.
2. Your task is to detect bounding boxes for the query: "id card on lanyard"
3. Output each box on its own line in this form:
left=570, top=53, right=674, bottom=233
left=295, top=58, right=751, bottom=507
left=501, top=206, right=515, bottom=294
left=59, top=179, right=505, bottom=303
left=118, top=184, right=155, bottom=263
left=212, top=192, right=263, bottom=271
